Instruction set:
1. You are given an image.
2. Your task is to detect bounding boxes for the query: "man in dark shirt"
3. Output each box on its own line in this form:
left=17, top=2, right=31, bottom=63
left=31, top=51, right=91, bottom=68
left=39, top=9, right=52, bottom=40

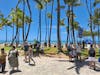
left=88, top=44, right=96, bottom=70
left=23, top=41, right=29, bottom=62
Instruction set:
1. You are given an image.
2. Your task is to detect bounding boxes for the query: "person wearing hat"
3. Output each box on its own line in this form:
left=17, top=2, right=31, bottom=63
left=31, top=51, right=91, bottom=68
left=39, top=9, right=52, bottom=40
left=0, top=48, right=7, bottom=72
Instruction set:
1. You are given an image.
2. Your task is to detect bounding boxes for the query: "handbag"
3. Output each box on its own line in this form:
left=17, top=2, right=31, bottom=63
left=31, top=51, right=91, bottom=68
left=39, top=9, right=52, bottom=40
left=98, top=49, right=100, bottom=62
left=98, top=57, right=100, bottom=62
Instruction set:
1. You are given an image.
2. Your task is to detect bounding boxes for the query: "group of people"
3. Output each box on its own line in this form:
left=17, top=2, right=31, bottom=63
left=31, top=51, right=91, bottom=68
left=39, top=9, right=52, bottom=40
left=0, top=46, right=19, bottom=73
left=0, top=41, right=35, bottom=73
left=67, top=43, right=96, bottom=70
left=67, top=43, right=82, bottom=61
left=0, top=41, right=98, bottom=73
left=23, top=41, right=35, bottom=65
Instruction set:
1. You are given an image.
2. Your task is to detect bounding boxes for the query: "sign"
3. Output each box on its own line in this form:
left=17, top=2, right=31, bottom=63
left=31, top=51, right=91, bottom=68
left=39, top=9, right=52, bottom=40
left=78, top=26, right=83, bottom=38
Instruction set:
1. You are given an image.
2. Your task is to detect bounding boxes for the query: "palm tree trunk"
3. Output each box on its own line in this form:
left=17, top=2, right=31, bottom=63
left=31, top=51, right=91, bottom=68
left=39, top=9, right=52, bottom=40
left=25, top=0, right=32, bottom=41
left=39, top=9, right=41, bottom=44
left=48, top=0, right=54, bottom=47
left=10, top=7, right=19, bottom=46
left=5, top=25, right=8, bottom=43
left=45, top=3, right=47, bottom=45
left=12, top=21, right=14, bottom=41
left=10, top=25, right=19, bottom=46
left=67, top=5, right=70, bottom=44
left=86, top=0, right=95, bottom=44
left=22, top=0, right=25, bottom=42
left=37, top=24, right=40, bottom=41
left=57, top=0, right=62, bottom=53
left=98, top=25, right=100, bottom=43
left=71, top=5, right=76, bottom=44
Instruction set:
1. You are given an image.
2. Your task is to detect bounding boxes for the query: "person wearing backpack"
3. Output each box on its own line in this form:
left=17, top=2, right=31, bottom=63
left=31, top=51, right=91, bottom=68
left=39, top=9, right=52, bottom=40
left=88, top=44, right=96, bottom=70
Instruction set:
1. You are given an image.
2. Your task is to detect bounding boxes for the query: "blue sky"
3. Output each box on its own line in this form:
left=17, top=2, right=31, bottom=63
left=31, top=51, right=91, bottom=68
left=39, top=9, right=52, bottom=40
left=0, top=0, right=99, bottom=42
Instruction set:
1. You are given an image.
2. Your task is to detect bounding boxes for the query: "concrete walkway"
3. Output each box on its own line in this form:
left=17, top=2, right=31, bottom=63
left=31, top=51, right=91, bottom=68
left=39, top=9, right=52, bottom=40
left=0, top=56, right=100, bottom=75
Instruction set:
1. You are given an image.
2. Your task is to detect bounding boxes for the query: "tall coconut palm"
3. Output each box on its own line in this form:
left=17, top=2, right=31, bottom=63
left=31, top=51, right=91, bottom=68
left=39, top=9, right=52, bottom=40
left=16, top=0, right=34, bottom=42
left=24, top=0, right=32, bottom=41
left=93, top=8, right=100, bottom=43
left=9, top=8, right=31, bottom=46
left=43, top=0, right=51, bottom=47
left=85, top=0, right=95, bottom=44
left=43, top=0, right=48, bottom=46
left=22, top=0, right=25, bottom=42
left=0, top=13, right=12, bottom=43
left=64, top=0, right=81, bottom=44
left=37, top=2, right=44, bottom=44
left=57, top=0, right=63, bottom=53
left=48, top=0, right=54, bottom=47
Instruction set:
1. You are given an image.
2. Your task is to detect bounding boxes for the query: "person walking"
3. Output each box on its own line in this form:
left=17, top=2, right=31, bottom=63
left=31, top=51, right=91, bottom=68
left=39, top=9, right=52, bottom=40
left=0, top=48, right=7, bottom=73
left=87, top=44, right=96, bottom=70
left=23, top=41, right=29, bottom=62
left=8, top=46, right=19, bottom=71
left=28, top=45, right=35, bottom=65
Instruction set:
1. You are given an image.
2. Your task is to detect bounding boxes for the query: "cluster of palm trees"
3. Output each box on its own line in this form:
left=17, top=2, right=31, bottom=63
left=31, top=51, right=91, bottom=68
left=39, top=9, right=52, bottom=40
left=0, top=0, right=100, bottom=52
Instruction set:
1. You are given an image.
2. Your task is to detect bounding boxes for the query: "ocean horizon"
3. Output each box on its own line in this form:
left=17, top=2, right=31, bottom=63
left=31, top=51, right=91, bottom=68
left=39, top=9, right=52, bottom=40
left=0, top=40, right=100, bottom=45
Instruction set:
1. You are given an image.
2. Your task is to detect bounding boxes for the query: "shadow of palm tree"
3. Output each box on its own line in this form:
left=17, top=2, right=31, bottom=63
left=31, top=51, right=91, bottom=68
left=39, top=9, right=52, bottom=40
left=95, top=62, right=100, bottom=72
left=55, top=59, right=69, bottom=62
left=67, top=60, right=88, bottom=74
left=0, top=71, right=8, bottom=74
left=9, top=70, right=22, bottom=75
left=29, top=63, right=36, bottom=66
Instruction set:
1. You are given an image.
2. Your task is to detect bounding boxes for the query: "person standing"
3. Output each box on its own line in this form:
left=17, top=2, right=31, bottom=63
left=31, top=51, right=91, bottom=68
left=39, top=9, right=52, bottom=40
left=76, top=43, right=82, bottom=61
left=88, top=44, right=96, bottom=70
left=23, top=41, right=29, bottom=62
left=67, top=44, right=72, bottom=61
left=36, top=42, right=40, bottom=56
left=28, top=45, right=35, bottom=65
left=8, top=46, right=19, bottom=71
left=0, top=48, right=7, bottom=72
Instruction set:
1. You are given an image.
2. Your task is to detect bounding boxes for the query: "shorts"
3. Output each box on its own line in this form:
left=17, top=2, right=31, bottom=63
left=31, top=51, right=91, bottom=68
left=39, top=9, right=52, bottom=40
left=86, top=57, right=96, bottom=61
left=24, top=51, right=28, bottom=55
left=77, top=52, right=81, bottom=56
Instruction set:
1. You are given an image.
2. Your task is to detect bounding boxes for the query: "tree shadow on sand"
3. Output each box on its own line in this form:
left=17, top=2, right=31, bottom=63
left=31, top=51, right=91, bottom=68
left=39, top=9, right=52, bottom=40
left=67, top=60, right=88, bottom=75
left=67, top=59, right=100, bottom=74
left=0, top=71, right=8, bottom=74
left=95, top=62, right=100, bottom=72
left=29, top=63, right=36, bottom=66
left=55, top=59, right=70, bottom=62
left=9, top=70, right=22, bottom=75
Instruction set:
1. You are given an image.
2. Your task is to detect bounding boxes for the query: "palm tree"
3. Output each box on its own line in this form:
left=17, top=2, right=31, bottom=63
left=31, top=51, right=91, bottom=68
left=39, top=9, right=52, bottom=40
left=37, top=2, right=44, bottom=44
left=64, top=0, right=81, bottom=44
left=16, top=0, right=41, bottom=42
left=48, top=0, right=54, bottom=47
left=24, top=0, right=32, bottom=41
left=44, top=0, right=49, bottom=46
left=9, top=8, right=31, bottom=46
left=0, top=12, right=12, bottom=44
left=93, top=8, right=100, bottom=43
left=85, top=0, right=95, bottom=44
left=57, top=0, right=63, bottom=53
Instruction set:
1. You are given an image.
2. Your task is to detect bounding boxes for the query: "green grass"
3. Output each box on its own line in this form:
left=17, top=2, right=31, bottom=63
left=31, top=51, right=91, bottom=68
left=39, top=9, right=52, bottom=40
left=4, top=46, right=21, bottom=52
left=44, top=47, right=57, bottom=54
left=4, top=46, right=11, bottom=52
left=2, top=46, right=100, bottom=58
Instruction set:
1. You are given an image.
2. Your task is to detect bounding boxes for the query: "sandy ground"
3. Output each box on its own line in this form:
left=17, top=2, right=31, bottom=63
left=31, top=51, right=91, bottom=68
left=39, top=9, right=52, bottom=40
left=0, top=56, right=100, bottom=75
